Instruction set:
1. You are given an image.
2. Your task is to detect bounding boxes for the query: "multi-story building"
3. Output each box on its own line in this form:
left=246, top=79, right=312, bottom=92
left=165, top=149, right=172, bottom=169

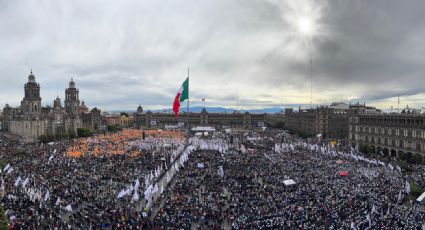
left=284, top=102, right=380, bottom=139
left=1, top=71, right=102, bottom=139
left=105, top=114, right=134, bottom=128
left=349, top=114, right=425, bottom=160
left=133, top=107, right=268, bottom=130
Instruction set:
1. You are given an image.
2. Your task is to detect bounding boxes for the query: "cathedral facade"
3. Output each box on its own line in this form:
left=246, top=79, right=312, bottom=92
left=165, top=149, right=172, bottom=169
left=1, top=71, right=101, bottom=139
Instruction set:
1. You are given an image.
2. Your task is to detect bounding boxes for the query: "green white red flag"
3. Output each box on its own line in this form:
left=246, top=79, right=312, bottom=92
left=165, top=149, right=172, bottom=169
left=173, top=77, right=189, bottom=118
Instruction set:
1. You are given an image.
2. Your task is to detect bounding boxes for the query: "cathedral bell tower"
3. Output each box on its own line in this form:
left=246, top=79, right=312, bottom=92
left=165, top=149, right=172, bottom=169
left=21, top=70, right=42, bottom=117
left=64, top=78, right=80, bottom=116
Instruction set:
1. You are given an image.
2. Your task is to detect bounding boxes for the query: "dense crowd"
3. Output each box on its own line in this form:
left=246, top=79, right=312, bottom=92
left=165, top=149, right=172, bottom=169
left=0, top=130, right=185, bottom=229
left=154, top=131, right=425, bottom=229
left=1, top=129, right=425, bottom=229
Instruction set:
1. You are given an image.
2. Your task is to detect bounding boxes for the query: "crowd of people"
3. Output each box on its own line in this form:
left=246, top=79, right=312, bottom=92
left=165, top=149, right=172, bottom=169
left=1, top=128, right=425, bottom=229
left=154, top=131, right=425, bottom=229
left=0, top=130, right=186, bottom=229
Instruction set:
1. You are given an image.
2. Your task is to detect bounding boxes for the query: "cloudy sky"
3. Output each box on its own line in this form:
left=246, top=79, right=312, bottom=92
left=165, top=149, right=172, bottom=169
left=0, top=0, right=424, bottom=111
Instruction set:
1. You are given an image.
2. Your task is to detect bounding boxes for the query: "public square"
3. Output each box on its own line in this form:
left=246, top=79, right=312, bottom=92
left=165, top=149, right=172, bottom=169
left=1, top=129, right=424, bottom=229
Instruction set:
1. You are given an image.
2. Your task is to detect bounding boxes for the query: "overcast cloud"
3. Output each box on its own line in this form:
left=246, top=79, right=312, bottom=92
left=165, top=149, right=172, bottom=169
left=0, top=0, right=424, bottom=111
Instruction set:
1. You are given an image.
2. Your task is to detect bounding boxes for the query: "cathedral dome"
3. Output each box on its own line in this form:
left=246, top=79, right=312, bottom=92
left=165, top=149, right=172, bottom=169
left=137, top=105, right=144, bottom=113
left=80, top=101, right=88, bottom=109
left=69, top=78, right=76, bottom=88
left=28, top=70, right=35, bottom=83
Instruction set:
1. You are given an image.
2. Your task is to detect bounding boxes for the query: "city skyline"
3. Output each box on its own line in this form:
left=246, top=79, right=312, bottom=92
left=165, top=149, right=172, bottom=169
left=1, top=0, right=425, bottom=111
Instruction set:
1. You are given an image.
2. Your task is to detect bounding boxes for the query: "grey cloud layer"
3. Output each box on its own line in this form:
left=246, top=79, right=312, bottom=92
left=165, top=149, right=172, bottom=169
left=0, top=0, right=424, bottom=110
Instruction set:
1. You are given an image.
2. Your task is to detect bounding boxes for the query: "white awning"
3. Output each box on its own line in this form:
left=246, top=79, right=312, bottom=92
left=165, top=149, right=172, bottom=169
left=191, top=126, right=216, bottom=132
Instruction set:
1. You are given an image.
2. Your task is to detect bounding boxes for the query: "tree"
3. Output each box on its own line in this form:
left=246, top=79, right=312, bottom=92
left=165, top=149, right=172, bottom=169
left=359, top=144, right=368, bottom=154
left=69, top=131, right=76, bottom=138
left=359, top=144, right=375, bottom=155
left=0, top=207, right=8, bottom=230
left=410, top=182, right=424, bottom=197
left=107, top=125, right=117, bottom=132
left=77, top=128, right=92, bottom=137
left=399, top=152, right=408, bottom=161
left=38, top=135, right=49, bottom=143
left=411, top=153, right=423, bottom=164
left=367, top=146, right=376, bottom=155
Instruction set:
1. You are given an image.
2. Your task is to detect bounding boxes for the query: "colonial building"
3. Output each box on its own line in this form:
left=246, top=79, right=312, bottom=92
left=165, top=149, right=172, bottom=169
left=349, top=114, right=425, bottom=159
left=1, top=71, right=102, bottom=139
left=133, top=106, right=268, bottom=130
left=105, top=114, right=134, bottom=128
left=284, top=103, right=380, bottom=139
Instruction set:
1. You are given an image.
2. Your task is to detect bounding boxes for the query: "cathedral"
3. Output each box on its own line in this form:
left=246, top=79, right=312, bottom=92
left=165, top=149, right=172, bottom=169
left=1, top=71, right=102, bottom=139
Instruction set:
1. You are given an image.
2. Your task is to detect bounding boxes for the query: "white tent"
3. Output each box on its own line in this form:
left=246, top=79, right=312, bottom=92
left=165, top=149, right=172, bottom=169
left=283, top=179, right=296, bottom=186
left=191, top=126, right=216, bottom=132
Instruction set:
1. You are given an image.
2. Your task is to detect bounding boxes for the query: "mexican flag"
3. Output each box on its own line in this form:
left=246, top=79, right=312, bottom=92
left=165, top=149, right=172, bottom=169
left=173, top=77, right=189, bottom=118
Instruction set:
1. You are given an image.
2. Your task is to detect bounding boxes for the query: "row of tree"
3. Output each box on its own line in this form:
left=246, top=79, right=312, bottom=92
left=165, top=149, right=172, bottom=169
left=38, top=128, right=93, bottom=143
left=358, top=144, right=423, bottom=164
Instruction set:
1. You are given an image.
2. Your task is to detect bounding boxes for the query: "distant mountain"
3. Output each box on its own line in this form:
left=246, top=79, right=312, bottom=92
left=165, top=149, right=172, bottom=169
left=148, top=106, right=285, bottom=114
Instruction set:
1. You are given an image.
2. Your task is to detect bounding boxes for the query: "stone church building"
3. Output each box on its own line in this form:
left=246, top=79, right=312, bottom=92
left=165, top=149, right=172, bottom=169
left=1, top=71, right=101, bottom=139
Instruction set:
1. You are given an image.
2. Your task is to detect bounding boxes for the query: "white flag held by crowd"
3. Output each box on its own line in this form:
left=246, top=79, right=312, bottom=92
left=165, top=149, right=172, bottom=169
left=14, top=177, right=21, bottom=187
left=44, top=190, right=50, bottom=201
left=117, top=189, right=126, bottom=199
left=22, top=178, right=29, bottom=187
left=218, top=166, right=224, bottom=178
left=405, top=179, right=410, bottom=194
left=132, top=190, right=139, bottom=202
left=55, top=197, right=61, bottom=206
left=65, top=204, right=72, bottom=212
left=3, top=164, right=10, bottom=172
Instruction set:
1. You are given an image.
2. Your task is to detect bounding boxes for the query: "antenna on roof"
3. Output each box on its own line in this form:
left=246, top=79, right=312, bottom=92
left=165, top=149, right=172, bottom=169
left=397, top=95, right=400, bottom=114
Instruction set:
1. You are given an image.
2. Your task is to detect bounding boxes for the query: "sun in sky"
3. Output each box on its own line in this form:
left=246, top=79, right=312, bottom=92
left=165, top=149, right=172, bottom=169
left=279, top=0, right=330, bottom=57
left=297, top=17, right=315, bottom=36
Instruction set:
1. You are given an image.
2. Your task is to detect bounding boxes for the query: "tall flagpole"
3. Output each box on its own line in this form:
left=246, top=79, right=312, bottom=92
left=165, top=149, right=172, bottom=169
left=310, top=53, right=313, bottom=109
left=187, top=68, right=190, bottom=138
